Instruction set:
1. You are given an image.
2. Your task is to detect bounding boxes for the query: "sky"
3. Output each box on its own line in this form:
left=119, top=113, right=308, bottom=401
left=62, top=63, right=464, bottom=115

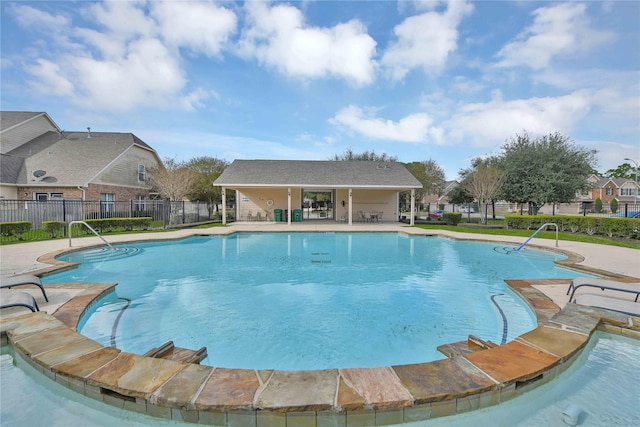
left=1, top=0, right=639, bottom=180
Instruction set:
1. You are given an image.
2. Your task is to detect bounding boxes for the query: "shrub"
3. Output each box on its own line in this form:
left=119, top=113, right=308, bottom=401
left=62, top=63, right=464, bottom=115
left=74, top=217, right=153, bottom=234
left=505, top=214, right=640, bottom=240
left=442, top=212, right=462, bottom=225
left=42, top=221, right=66, bottom=238
left=610, top=199, right=618, bottom=214
left=595, top=198, right=603, bottom=213
left=0, top=221, right=31, bottom=240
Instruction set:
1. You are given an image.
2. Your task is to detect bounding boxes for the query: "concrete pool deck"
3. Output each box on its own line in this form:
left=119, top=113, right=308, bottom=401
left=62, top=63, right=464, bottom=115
left=1, top=223, right=639, bottom=426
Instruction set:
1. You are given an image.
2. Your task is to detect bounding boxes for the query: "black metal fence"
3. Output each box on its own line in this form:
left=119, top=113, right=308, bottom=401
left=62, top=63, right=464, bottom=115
left=0, top=199, right=222, bottom=230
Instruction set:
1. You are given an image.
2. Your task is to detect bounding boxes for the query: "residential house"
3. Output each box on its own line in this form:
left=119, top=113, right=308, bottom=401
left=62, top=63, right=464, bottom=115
left=0, top=112, right=162, bottom=205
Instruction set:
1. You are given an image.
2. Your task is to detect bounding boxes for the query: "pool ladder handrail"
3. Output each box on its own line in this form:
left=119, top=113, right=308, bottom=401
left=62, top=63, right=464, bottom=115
left=514, top=222, right=558, bottom=251
left=68, top=220, right=114, bottom=250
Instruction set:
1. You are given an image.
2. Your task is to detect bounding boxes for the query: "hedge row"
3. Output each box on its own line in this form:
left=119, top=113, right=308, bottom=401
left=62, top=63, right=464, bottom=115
left=506, top=215, right=640, bottom=239
left=72, top=217, right=153, bottom=233
left=0, top=221, right=31, bottom=240
left=1, top=217, right=153, bottom=241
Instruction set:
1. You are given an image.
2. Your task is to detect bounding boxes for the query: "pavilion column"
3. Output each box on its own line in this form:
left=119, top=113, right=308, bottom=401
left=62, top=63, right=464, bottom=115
left=287, top=187, right=292, bottom=225
left=410, top=189, right=415, bottom=226
left=348, top=188, right=353, bottom=225
left=221, top=187, right=226, bottom=225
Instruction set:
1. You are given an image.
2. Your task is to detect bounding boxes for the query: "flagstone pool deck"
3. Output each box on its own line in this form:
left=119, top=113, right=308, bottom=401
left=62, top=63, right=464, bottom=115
left=1, top=223, right=639, bottom=426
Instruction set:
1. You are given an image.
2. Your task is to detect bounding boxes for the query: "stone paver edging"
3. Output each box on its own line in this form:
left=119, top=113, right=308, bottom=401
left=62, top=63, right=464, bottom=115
left=2, top=279, right=638, bottom=426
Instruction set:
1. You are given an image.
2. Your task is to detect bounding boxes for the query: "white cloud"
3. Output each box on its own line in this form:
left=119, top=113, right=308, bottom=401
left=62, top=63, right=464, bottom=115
left=381, top=1, right=473, bottom=80
left=25, top=59, right=74, bottom=96
left=151, top=1, right=237, bottom=56
left=72, top=37, right=186, bottom=111
left=446, top=90, right=593, bottom=146
left=9, top=3, right=71, bottom=30
left=495, top=3, right=615, bottom=69
left=12, top=1, right=236, bottom=112
left=330, top=105, right=433, bottom=143
left=237, top=2, right=377, bottom=85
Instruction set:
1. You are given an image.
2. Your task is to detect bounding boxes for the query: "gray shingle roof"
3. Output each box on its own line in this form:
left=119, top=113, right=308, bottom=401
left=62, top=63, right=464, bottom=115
left=3, top=131, right=156, bottom=186
left=0, top=154, right=24, bottom=183
left=214, top=160, right=422, bottom=189
left=0, top=111, right=45, bottom=132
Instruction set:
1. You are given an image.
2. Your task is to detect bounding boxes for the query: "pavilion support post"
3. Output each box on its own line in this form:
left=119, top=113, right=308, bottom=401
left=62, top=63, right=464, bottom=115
left=221, top=188, right=226, bottom=225
left=287, top=187, right=292, bottom=225
left=410, top=189, right=415, bottom=226
left=348, top=188, right=353, bottom=226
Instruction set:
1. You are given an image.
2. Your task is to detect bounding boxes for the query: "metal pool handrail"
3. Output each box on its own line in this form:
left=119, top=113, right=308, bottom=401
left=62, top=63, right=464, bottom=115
left=68, top=220, right=114, bottom=250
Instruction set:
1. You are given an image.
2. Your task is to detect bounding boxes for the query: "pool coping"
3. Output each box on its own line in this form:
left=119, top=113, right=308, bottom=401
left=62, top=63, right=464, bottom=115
left=1, top=231, right=640, bottom=426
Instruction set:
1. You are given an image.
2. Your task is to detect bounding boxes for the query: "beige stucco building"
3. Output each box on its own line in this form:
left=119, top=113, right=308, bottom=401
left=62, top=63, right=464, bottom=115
left=214, top=159, right=423, bottom=226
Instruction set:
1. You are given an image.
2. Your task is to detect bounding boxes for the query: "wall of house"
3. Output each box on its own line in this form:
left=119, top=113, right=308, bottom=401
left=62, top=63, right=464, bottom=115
left=236, top=188, right=300, bottom=221
left=0, top=114, right=58, bottom=154
left=16, top=186, right=83, bottom=201
left=340, top=189, right=399, bottom=222
left=84, top=184, right=151, bottom=202
left=0, top=186, right=18, bottom=199
left=232, top=187, right=401, bottom=222
left=94, top=147, right=158, bottom=189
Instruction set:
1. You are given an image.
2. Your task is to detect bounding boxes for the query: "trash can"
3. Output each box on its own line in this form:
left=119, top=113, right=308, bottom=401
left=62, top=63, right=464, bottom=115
left=274, top=209, right=282, bottom=222
left=293, top=209, right=302, bottom=222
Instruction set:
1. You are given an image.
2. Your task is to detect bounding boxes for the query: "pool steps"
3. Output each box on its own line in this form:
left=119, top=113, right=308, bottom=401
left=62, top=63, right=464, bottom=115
left=1, top=280, right=639, bottom=427
left=143, top=340, right=208, bottom=365
left=436, top=335, right=498, bottom=358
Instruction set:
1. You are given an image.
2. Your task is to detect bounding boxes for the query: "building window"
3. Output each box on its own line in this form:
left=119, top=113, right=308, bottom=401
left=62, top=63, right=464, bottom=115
left=50, top=193, right=63, bottom=199
left=621, top=188, right=637, bottom=196
left=606, top=187, right=613, bottom=196
left=138, top=164, right=146, bottom=182
left=35, top=193, right=48, bottom=201
left=135, top=195, right=146, bottom=211
left=100, top=193, right=115, bottom=214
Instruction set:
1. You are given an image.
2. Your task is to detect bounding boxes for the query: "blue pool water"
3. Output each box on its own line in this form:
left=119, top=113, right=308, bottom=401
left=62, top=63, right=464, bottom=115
left=2, top=332, right=638, bottom=426
left=45, top=233, right=575, bottom=370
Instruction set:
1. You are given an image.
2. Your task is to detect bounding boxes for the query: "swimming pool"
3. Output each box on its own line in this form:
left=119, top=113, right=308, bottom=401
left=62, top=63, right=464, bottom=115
left=2, top=331, right=638, bottom=426
left=45, top=232, right=575, bottom=370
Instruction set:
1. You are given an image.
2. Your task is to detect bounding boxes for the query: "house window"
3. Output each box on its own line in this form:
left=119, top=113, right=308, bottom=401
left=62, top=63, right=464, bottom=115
left=621, top=188, right=637, bottom=196
left=100, top=193, right=115, bottom=214
left=606, top=187, right=613, bottom=196
left=135, top=195, right=146, bottom=211
left=138, top=164, right=146, bottom=182
left=50, top=193, right=63, bottom=199
left=35, top=193, right=48, bottom=201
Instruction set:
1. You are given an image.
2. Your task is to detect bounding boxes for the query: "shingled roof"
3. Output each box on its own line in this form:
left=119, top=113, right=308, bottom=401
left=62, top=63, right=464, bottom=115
left=214, top=160, right=422, bottom=189
left=4, top=130, right=156, bottom=186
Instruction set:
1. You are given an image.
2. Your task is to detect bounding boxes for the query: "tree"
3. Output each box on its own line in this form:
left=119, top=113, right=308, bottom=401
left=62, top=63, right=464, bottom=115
left=404, top=160, right=446, bottom=211
left=186, top=156, right=228, bottom=214
left=330, top=148, right=398, bottom=162
left=498, top=132, right=597, bottom=214
left=463, top=162, right=506, bottom=224
left=610, top=198, right=618, bottom=214
left=447, top=185, right=473, bottom=205
left=605, top=162, right=638, bottom=180
left=149, top=157, right=196, bottom=202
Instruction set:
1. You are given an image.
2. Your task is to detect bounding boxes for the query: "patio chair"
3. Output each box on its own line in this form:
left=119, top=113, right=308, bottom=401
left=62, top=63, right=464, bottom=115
left=0, top=274, right=49, bottom=302
left=0, top=289, right=40, bottom=312
left=567, top=278, right=640, bottom=302
left=574, top=294, right=640, bottom=317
